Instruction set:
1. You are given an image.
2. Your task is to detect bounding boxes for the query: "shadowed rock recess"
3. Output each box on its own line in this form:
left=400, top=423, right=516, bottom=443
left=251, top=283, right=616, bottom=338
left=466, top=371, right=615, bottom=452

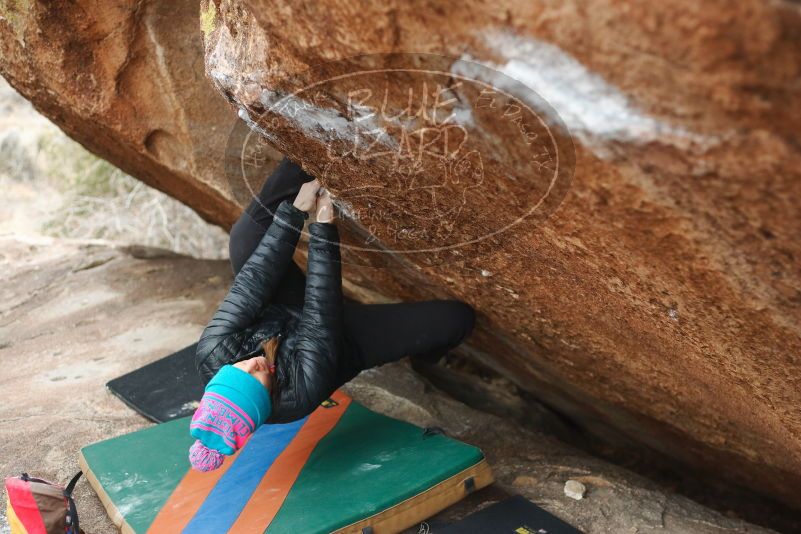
left=2, top=0, right=801, bottom=516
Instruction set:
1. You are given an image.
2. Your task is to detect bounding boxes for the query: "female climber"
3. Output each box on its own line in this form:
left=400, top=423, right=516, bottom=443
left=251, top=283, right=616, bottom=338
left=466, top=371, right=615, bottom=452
left=188, top=159, right=475, bottom=471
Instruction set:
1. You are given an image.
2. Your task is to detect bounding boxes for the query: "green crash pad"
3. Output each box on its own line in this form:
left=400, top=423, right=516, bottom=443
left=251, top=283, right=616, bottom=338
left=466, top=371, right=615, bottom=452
left=80, top=390, right=493, bottom=533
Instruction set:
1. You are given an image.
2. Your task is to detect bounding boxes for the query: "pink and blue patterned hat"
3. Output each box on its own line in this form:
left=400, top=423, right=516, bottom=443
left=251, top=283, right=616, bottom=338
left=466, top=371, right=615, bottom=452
left=188, top=365, right=271, bottom=472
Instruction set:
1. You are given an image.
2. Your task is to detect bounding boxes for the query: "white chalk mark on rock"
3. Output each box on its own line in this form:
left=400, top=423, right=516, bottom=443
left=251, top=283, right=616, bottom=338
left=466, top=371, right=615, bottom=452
left=453, top=31, right=716, bottom=158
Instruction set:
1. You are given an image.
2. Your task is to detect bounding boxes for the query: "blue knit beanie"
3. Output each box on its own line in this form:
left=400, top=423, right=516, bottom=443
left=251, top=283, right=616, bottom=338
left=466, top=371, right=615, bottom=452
left=188, top=365, right=271, bottom=471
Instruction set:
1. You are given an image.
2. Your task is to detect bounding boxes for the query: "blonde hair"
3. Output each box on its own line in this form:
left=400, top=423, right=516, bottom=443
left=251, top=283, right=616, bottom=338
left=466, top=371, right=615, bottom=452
left=262, top=336, right=280, bottom=367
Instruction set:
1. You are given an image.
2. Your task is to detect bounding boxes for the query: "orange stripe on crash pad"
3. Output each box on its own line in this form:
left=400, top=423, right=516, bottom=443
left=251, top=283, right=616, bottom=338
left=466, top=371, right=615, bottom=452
left=229, top=390, right=352, bottom=532
left=147, top=448, right=242, bottom=534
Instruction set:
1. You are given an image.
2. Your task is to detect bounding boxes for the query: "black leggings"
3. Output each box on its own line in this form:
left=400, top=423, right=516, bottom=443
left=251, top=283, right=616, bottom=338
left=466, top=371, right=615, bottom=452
left=229, top=159, right=475, bottom=371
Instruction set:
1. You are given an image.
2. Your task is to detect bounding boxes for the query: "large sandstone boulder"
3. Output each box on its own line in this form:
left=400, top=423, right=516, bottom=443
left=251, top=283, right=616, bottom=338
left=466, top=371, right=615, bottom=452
left=200, top=0, right=801, bottom=508
left=1, top=0, right=800, bottom=513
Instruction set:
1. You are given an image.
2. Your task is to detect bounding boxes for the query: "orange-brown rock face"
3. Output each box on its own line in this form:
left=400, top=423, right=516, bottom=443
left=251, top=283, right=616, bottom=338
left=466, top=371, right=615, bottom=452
left=2, top=0, right=801, bottom=511
left=202, top=0, right=801, bottom=507
left=0, top=0, right=279, bottom=228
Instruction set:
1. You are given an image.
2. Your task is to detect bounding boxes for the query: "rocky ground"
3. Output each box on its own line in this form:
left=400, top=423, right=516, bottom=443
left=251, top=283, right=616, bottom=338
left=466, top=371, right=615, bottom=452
left=0, top=235, right=776, bottom=534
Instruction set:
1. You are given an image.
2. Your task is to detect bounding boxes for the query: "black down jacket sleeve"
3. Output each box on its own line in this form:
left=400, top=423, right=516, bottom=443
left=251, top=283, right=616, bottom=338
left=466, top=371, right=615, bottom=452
left=195, top=201, right=307, bottom=379
left=290, top=221, right=344, bottom=414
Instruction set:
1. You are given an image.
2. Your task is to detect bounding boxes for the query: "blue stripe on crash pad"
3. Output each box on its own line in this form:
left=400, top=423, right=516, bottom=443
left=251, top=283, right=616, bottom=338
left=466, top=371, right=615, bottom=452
left=182, top=417, right=307, bottom=533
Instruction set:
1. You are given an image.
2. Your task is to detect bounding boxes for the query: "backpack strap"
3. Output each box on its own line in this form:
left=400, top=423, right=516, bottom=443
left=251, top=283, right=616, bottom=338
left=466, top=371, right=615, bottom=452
left=64, top=471, right=82, bottom=534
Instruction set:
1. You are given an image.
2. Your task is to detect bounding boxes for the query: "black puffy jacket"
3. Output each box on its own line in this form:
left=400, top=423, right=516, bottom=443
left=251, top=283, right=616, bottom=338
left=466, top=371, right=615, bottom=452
left=195, top=200, right=348, bottom=423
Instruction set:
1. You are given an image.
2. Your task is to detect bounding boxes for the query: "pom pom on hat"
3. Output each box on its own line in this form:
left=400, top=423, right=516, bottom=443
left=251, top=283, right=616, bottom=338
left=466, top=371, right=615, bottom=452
left=189, top=439, right=224, bottom=472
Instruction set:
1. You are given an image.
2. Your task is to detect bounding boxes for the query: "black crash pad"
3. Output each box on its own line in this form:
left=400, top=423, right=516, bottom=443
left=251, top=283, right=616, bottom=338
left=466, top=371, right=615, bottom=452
left=106, top=343, right=203, bottom=423
left=437, top=495, right=583, bottom=534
